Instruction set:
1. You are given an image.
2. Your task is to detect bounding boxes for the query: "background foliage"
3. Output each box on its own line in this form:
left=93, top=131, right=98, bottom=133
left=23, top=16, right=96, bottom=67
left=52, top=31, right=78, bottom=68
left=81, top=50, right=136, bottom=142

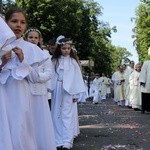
left=134, top=0, right=150, bottom=62
left=1, top=0, right=133, bottom=76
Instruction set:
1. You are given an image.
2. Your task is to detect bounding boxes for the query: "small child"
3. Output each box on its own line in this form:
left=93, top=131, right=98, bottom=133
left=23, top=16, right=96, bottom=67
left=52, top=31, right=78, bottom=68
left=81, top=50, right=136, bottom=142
left=24, top=28, right=56, bottom=150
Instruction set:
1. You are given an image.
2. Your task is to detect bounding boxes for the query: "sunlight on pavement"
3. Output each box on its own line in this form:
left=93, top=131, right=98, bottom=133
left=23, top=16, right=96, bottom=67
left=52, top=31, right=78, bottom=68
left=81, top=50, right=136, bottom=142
left=80, top=123, right=141, bottom=129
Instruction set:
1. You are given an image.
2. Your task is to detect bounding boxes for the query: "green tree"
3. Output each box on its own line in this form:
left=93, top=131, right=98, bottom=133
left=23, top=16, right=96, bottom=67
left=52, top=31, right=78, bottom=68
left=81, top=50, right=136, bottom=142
left=3, top=0, right=129, bottom=75
left=15, top=0, right=102, bottom=60
left=1, top=0, right=16, bottom=14
left=135, top=1, right=150, bottom=62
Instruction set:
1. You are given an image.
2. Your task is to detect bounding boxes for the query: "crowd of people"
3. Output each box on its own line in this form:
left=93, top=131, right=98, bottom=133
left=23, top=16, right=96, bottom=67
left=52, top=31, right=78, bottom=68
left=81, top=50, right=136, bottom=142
left=111, top=62, right=141, bottom=110
left=77, top=72, right=113, bottom=104
left=0, top=7, right=86, bottom=150
left=0, top=6, right=150, bottom=150
left=82, top=59, right=150, bottom=115
left=112, top=59, right=150, bottom=113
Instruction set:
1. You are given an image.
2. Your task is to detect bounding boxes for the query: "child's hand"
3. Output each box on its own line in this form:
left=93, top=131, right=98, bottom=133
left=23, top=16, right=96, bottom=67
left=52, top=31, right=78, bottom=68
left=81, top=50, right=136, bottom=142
left=12, top=47, right=24, bottom=62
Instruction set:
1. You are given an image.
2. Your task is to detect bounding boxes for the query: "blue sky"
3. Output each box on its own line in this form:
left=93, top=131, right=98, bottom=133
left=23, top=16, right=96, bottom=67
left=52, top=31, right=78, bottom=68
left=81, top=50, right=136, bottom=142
left=95, top=0, right=140, bottom=63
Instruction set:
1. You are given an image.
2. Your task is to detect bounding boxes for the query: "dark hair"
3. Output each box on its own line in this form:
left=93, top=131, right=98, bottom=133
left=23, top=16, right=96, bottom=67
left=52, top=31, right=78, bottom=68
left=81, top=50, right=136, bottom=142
left=49, top=38, right=56, bottom=46
left=52, top=38, right=76, bottom=60
left=5, top=7, right=27, bottom=23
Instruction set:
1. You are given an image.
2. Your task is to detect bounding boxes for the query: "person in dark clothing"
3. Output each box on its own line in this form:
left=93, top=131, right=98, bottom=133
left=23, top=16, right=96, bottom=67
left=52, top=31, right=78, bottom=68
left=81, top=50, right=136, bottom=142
left=49, top=38, right=57, bottom=55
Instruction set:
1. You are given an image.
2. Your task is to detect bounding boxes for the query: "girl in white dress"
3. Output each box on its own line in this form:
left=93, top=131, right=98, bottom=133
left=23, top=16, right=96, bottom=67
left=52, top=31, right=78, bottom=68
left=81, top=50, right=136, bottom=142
left=24, top=28, right=56, bottom=150
left=50, top=37, right=85, bottom=150
left=0, top=7, right=49, bottom=150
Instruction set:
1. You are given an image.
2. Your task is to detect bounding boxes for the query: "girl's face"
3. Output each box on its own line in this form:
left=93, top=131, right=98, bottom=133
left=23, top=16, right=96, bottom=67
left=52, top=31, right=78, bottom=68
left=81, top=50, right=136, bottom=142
left=7, top=12, right=26, bottom=39
left=61, top=44, right=72, bottom=57
left=27, top=31, right=40, bottom=45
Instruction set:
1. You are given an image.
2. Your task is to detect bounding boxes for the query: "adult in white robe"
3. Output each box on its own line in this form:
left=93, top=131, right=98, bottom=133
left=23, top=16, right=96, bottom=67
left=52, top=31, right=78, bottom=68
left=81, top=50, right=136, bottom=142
left=115, top=66, right=125, bottom=106
left=50, top=56, right=85, bottom=149
left=139, top=58, right=150, bottom=113
left=129, top=63, right=141, bottom=110
left=124, top=61, right=134, bottom=107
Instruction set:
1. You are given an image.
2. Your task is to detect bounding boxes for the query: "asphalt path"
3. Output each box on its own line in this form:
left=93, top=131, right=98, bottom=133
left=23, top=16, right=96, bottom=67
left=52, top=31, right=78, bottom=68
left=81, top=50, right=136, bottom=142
left=72, top=98, right=150, bottom=150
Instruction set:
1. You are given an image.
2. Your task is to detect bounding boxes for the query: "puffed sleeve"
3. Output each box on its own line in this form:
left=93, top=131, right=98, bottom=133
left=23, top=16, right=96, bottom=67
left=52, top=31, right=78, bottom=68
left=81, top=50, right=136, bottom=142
left=27, top=51, right=54, bottom=83
left=36, top=56, right=54, bottom=83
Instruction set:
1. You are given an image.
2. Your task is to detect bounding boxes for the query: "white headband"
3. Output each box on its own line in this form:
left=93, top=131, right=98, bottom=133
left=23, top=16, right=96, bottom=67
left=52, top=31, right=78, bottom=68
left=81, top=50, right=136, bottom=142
left=25, top=28, right=41, bottom=37
left=56, top=35, right=65, bottom=44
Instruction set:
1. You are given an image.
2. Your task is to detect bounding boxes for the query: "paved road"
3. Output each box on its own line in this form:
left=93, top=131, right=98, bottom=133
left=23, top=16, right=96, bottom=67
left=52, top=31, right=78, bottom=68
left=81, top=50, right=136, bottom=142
left=72, top=99, right=150, bottom=150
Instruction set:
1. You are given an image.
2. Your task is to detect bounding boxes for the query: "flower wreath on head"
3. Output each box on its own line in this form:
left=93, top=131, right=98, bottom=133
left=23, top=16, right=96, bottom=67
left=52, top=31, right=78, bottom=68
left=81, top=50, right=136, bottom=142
left=57, top=40, right=73, bottom=45
left=24, top=28, right=42, bottom=37
left=72, top=47, right=77, bottom=52
left=56, top=35, right=73, bottom=45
